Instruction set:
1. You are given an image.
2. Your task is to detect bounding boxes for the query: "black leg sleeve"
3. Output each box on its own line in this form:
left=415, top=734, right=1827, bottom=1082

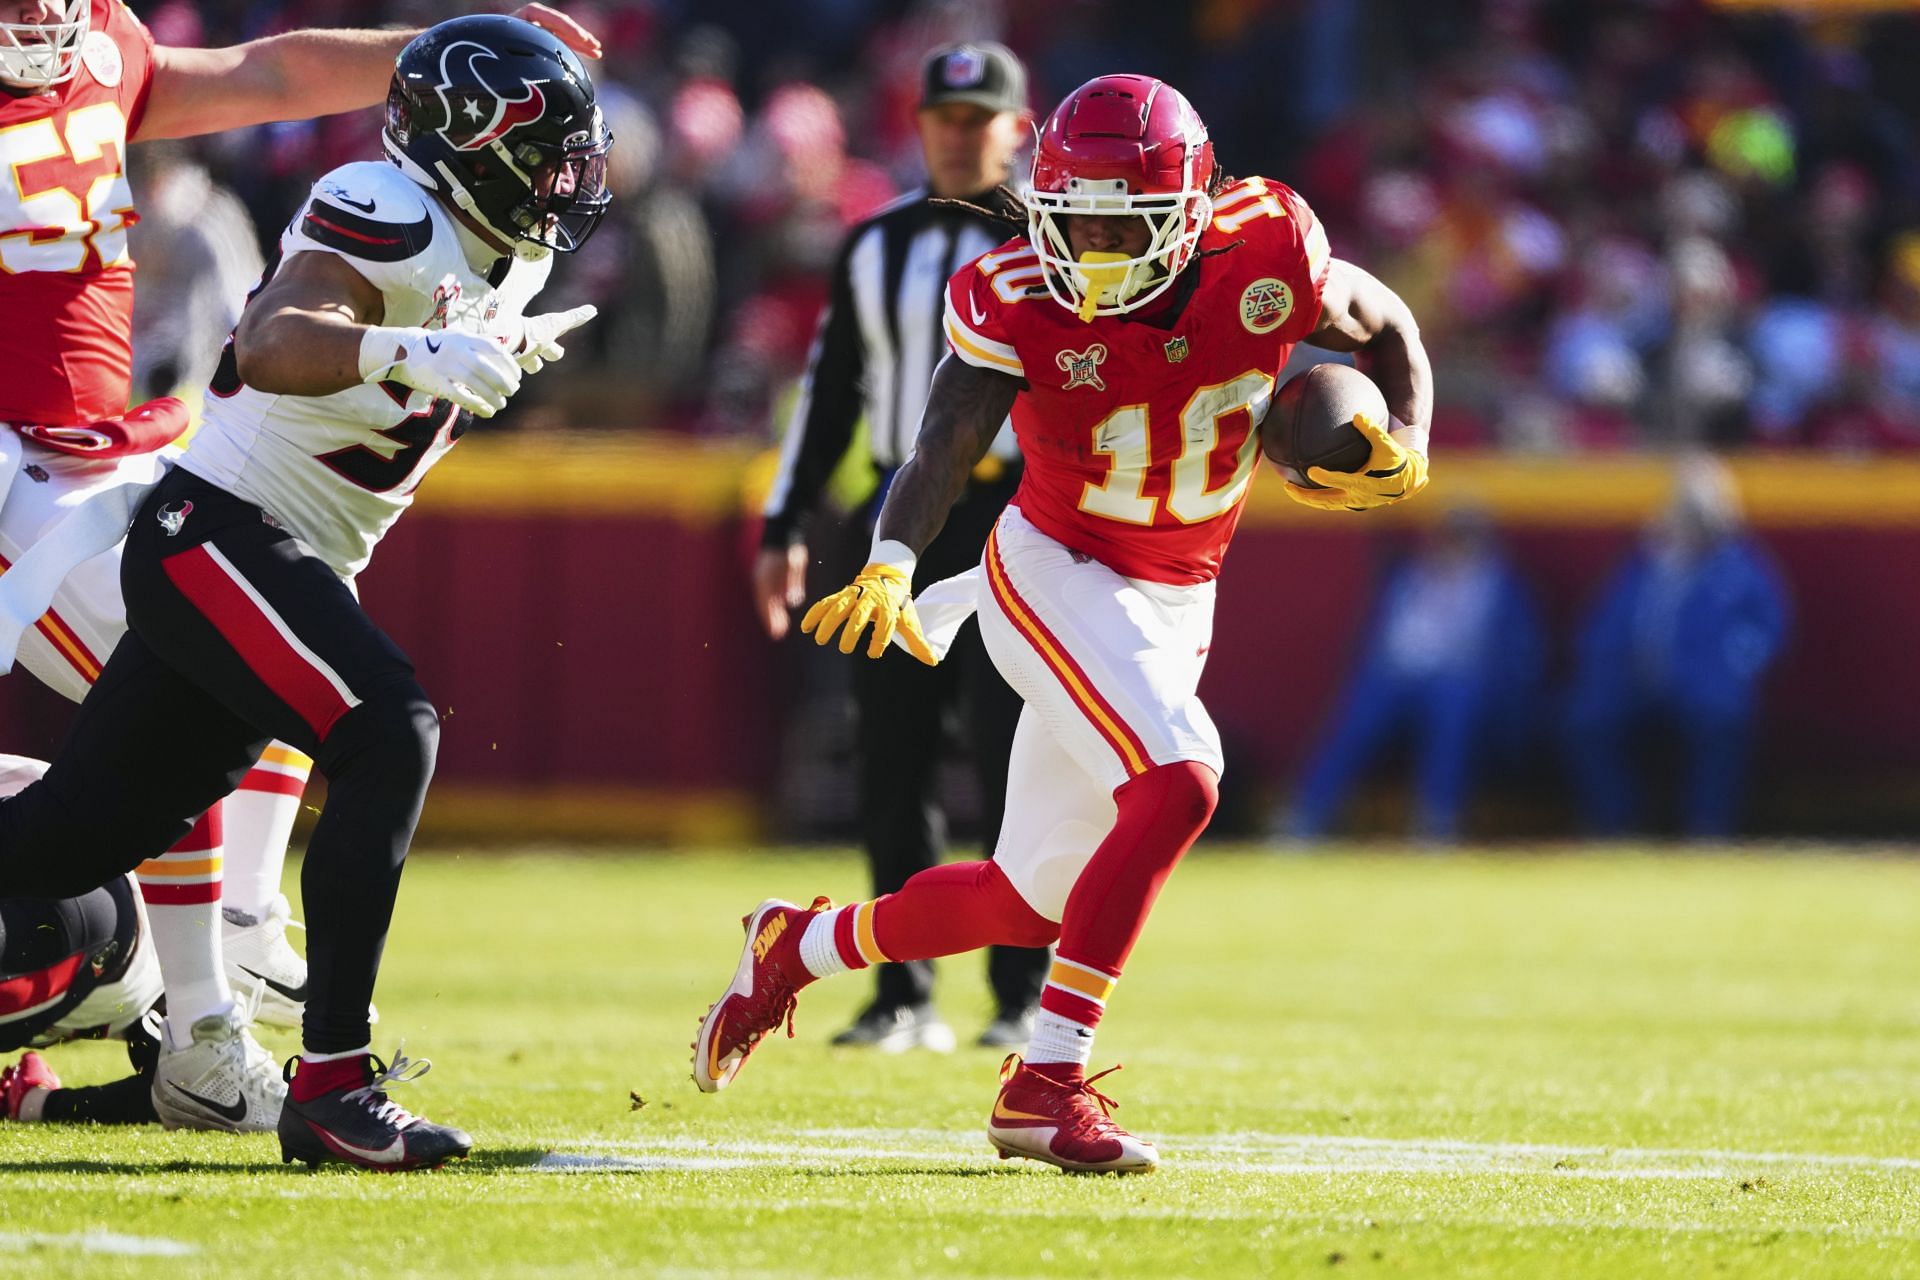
left=301, top=684, right=438, bottom=1052
left=40, top=1073, right=158, bottom=1125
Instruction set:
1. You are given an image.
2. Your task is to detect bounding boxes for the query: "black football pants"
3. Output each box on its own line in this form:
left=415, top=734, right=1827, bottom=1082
left=854, top=474, right=1046, bottom=1016
left=0, top=468, right=436, bottom=1053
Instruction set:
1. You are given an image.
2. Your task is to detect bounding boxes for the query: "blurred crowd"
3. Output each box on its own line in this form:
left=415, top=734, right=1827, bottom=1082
left=134, top=0, right=1920, bottom=452
left=1284, top=456, right=1791, bottom=842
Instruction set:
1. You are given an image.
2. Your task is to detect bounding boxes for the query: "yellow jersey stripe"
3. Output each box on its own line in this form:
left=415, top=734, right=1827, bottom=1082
left=985, top=533, right=1149, bottom=776
left=943, top=315, right=1024, bottom=376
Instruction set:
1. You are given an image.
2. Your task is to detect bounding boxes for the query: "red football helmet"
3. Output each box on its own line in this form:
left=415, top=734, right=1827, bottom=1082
left=1023, top=75, right=1216, bottom=320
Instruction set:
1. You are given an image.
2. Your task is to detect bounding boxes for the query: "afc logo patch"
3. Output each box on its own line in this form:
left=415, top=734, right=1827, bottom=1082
left=1240, top=277, right=1294, bottom=334
left=1056, top=344, right=1108, bottom=392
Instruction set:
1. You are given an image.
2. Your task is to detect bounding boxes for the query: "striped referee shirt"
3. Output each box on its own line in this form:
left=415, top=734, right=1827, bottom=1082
left=760, top=186, right=1023, bottom=548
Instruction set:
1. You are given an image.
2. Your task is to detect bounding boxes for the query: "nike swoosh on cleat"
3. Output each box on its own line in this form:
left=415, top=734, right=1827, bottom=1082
left=239, top=966, right=307, bottom=1003
left=423, top=336, right=442, bottom=354
left=168, top=1082, right=248, bottom=1124
left=705, top=1012, right=729, bottom=1082
left=333, top=195, right=377, bottom=213
left=991, top=1098, right=1056, bottom=1125
left=311, top=1121, right=409, bottom=1166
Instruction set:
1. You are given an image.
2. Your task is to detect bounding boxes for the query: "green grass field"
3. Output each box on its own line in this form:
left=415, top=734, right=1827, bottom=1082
left=3, top=846, right=1918, bottom=1278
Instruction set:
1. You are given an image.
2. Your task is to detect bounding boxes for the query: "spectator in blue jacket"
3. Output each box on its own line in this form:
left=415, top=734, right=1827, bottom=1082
left=1288, top=506, right=1546, bottom=842
left=1564, top=457, right=1791, bottom=838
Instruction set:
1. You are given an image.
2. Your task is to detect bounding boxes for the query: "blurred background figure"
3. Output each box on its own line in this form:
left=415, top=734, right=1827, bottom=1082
left=1284, top=504, right=1545, bottom=843
left=126, top=143, right=263, bottom=406
left=1563, top=457, right=1791, bottom=839
left=750, top=43, right=1045, bottom=1052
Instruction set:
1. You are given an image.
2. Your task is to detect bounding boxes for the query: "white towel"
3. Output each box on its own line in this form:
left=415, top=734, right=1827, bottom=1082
left=892, top=565, right=981, bottom=663
left=0, top=463, right=165, bottom=675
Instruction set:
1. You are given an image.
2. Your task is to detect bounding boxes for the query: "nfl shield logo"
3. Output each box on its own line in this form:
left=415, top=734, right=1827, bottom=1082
left=1056, top=344, right=1109, bottom=392
left=943, top=49, right=986, bottom=87
left=1164, top=336, right=1189, bottom=363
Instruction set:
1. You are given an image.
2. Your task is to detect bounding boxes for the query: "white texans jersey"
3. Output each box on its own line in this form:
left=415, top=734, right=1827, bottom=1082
left=181, top=161, right=551, bottom=579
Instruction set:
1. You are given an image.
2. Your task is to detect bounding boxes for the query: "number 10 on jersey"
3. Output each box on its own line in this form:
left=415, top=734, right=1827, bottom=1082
left=1080, top=370, right=1274, bottom=525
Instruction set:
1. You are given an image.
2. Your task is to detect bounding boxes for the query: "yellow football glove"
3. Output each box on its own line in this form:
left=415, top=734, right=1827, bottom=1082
left=800, top=563, right=938, bottom=665
left=1282, top=412, right=1431, bottom=513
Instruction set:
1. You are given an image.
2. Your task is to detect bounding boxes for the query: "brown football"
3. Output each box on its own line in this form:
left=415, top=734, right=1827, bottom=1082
left=1260, top=362, right=1385, bottom=488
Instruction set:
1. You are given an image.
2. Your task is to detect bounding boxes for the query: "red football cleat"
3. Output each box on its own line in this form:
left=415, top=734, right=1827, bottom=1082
left=692, top=897, right=830, bottom=1093
left=1, top=1051, right=60, bottom=1121
left=987, top=1055, right=1158, bottom=1174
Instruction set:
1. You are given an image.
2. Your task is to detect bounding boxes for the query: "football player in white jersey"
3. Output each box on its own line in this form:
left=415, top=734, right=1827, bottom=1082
left=0, top=0, right=600, bottom=1135
left=0, top=14, right=607, bottom=1170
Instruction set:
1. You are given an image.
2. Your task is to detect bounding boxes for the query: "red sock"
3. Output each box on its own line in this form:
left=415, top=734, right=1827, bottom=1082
left=870, top=860, right=1058, bottom=962
left=288, top=1054, right=368, bottom=1102
left=1040, top=761, right=1218, bottom=1036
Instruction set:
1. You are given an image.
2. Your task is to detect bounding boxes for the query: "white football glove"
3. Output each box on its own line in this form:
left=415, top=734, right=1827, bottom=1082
left=497, top=304, right=598, bottom=375
left=357, top=326, right=523, bottom=418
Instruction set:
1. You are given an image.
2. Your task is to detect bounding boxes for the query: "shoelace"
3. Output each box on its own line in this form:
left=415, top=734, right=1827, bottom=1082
left=1000, top=1055, right=1129, bottom=1140
left=341, top=1047, right=432, bottom=1129
left=739, top=896, right=831, bottom=1048
left=1061, top=1066, right=1125, bottom=1139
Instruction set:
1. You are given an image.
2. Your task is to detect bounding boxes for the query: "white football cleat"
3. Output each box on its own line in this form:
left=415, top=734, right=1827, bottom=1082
left=151, top=1007, right=286, bottom=1133
left=222, top=895, right=308, bottom=1028
left=223, top=895, right=376, bottom=1029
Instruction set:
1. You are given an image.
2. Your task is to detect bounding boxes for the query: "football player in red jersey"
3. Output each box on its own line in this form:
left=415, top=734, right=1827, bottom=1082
left=0, top=0, right=600, bottom=1133
left=694, top=74, right=1432, bottom=1173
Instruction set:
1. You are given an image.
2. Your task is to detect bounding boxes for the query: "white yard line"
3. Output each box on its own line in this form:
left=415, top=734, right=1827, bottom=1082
left=0, top=1231, right=197, bottom=1257
left=540, top=1128, right=1920, bottom=1181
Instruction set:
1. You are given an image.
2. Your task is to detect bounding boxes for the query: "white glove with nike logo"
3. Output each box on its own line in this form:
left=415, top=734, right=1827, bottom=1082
left=357, top=326, right=523, bottom=418
left=496, top=304, right=598, bottom=375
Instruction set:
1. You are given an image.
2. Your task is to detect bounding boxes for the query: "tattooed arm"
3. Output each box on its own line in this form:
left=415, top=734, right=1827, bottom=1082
left=873, top=354, right=1022, bottom=554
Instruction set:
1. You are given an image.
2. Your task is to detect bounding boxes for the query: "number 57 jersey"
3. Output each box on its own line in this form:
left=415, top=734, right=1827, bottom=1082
left=943, top=178, right=1331, bottom=586
left=182, top=161, right=551, bottom=580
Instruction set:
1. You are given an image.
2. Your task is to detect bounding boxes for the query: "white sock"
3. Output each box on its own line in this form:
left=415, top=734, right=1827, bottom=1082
left=17, top=1088, right=51, bottom=1122
left=1023, top=1008, right=1097, bottom=1067
left=221, top=744, right=311, bottom=918
left=798, top=907, right=852, bottom=979
left=137, top=806, right=235, bottom=1040
left=301, top=1044, right=371, bottom=1064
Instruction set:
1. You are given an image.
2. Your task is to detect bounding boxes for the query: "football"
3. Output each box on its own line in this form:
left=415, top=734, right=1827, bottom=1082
left=1260, top=362, right=1384, bottom=487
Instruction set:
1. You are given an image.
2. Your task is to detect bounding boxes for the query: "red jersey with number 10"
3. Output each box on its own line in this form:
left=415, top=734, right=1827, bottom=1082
left=943, top=177, right=1331, bottom=585
left=0, top=0, right=155, bottom=427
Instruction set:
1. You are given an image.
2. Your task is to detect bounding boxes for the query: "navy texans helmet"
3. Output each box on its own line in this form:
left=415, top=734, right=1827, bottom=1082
left=383, top=15, right=612, bottom=253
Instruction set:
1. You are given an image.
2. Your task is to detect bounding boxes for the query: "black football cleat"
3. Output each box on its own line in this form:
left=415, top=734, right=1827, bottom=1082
left=278, top=1049, right=470, bottom=1171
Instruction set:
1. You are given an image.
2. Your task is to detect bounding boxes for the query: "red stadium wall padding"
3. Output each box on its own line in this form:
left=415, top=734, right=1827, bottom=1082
left=1, top=447, right=1916, bottom=837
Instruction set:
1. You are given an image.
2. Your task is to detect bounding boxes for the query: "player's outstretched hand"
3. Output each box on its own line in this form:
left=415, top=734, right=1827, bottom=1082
left=510, top=4, right=603, bottom=59
left=1282, top=412, right=1430, bottom=512
left=501, top=305, right=598, bottom=375
left=360, top=327, right=523, bottom=418
left=800, top=564, right=938, bottom=665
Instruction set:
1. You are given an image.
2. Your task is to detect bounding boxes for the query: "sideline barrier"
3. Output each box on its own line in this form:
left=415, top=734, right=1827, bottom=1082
left=0, top=436, right=1911, bottom=839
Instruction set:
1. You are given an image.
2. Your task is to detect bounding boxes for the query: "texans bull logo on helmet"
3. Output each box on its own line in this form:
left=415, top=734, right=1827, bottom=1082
left=432, top=40, right=548, bottom=152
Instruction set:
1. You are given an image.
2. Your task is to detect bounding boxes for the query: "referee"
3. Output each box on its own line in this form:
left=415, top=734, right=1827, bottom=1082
left=753, top=42, right=1046, bottom=1051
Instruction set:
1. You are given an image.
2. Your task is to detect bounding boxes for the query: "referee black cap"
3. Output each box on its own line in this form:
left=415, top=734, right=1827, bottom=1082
left=919, top=42, right=1027, bottom=115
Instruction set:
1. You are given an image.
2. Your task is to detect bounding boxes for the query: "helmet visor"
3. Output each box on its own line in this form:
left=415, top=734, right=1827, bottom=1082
left=1024, top=186, right=1208, bottom=319
left=506, top=125, right=613, bottom=253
